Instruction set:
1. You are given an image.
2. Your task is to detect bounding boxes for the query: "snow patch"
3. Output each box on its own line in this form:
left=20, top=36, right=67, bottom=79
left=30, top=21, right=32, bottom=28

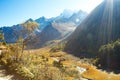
left=76, top=66, right=86, bottom=74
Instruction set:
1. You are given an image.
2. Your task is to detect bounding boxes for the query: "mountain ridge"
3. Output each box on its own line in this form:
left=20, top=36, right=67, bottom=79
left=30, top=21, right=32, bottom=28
left=64, top=0, right=120, bottom=56
left=0, top=9, right=87, bottom=49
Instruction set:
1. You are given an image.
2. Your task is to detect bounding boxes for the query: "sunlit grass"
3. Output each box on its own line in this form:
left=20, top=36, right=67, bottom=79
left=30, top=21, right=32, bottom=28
left=28, top=46, right=120, bottom=79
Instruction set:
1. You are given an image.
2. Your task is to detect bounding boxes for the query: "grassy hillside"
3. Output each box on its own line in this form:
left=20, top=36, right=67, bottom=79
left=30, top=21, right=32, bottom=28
left=65, top=0, right=120, bottom=55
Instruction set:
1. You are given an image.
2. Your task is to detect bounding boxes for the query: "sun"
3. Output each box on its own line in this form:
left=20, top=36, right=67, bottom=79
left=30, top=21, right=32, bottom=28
left=86, top=0, right=104, bottom=13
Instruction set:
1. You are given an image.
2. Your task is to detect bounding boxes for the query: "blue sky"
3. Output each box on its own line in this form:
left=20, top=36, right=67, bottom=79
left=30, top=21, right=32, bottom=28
left=0, top=0, right=103, bottom=27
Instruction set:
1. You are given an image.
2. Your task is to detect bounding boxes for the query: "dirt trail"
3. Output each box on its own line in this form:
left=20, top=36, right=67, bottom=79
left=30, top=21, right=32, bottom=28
left=0, top=66, right=13, bottom=80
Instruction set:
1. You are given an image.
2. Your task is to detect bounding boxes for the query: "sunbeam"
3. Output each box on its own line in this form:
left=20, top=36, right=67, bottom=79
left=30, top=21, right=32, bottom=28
left=99, top=0, right=114, bottom=70
left=99, top=0, right=113, bottom=44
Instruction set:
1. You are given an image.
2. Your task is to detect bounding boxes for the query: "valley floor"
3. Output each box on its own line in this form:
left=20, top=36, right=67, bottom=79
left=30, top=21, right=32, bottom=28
left=1, top=47, right=120, bottom=80
left=24, top=47, right=120, bottom=80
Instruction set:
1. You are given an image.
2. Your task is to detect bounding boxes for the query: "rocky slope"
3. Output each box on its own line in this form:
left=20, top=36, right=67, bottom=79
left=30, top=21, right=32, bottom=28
left=1, top=9, right=87, bottom=49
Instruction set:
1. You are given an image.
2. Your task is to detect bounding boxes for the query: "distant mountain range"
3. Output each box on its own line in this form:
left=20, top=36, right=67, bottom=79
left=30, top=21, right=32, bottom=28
left=1, top=9, right=87, bottom=48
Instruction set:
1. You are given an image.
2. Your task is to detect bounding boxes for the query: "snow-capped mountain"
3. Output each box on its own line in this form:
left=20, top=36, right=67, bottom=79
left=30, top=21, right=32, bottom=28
left=0, top=9, right=88, bottom=48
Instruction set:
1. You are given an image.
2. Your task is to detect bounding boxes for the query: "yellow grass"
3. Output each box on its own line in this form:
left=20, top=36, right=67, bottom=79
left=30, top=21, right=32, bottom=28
left=62, top=61, right=74, bottom=65
left=66, top=77, right=74, bottom=80
left=24, top=47, right=120, bottom=80
left=79, top=64, right=120, bottom=80
left=47, top=58, right=55, bottom=64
